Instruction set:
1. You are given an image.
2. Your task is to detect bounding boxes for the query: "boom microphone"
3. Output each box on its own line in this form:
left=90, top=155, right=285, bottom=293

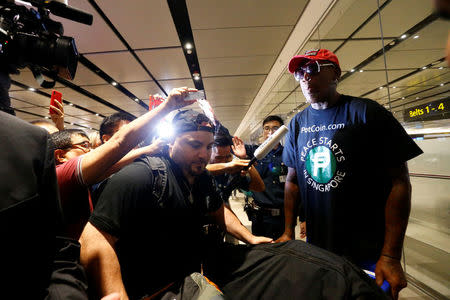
left=223, top=125, right=289, bottom=195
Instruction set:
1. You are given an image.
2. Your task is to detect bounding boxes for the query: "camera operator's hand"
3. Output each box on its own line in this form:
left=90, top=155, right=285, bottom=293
left=49, top=99, right=64, bottom=131
left=160, top=87, right=197, bottom=111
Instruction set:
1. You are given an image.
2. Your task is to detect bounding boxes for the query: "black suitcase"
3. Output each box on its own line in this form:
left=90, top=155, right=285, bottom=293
left=203, top=240, right=388, bottom=300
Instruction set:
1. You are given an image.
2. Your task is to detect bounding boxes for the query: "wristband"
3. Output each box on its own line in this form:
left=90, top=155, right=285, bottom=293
left=381, top=253, right=401, bottom=261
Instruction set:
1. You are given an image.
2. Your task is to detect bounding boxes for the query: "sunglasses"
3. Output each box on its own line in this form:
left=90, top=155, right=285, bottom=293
left=294, top=60, right=335, bottom=81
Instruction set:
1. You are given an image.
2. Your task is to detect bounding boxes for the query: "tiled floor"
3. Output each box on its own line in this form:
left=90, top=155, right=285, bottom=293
left=228, top=193, right=433, bottom=299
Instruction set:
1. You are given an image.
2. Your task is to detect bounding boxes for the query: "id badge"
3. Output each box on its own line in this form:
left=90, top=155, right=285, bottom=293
left=279, top=175, right=287, bottom=183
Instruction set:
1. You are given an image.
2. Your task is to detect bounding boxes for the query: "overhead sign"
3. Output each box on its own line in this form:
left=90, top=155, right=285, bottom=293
left=403, top=97, right=450, bottom=122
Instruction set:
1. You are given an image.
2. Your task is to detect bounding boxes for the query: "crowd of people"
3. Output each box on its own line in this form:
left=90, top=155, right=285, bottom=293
left=1, top=48, right=425, bottom=300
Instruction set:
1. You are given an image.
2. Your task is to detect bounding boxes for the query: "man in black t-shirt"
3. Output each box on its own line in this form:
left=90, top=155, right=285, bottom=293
left=278, top=49, right=423, bottom=299
left=79, top=110, right=272, bottom=299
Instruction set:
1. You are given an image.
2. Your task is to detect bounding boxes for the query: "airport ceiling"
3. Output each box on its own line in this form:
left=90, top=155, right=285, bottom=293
left=10, top=0, right=450, bottom=140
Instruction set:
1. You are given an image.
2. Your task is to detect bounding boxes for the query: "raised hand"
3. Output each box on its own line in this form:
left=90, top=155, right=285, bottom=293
left=232, top=136, right=247, bottom=159
left=160, top=87, right=198, bottom=111
left=49, top=98, right=64, bottom=131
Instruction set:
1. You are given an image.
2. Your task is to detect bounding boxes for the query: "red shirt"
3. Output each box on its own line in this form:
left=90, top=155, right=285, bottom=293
left=56, top=156, right=92, bottom=239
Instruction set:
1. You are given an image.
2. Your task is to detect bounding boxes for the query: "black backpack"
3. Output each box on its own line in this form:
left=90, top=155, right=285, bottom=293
left=203, top=241, right=388, bottom=300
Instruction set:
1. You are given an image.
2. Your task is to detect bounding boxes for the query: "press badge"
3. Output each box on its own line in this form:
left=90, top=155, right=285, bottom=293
left=279, top=175, right=287, bottom=183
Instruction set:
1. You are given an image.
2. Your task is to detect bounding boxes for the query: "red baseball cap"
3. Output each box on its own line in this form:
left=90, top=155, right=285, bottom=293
left=288, top=49, right=340, bottom=74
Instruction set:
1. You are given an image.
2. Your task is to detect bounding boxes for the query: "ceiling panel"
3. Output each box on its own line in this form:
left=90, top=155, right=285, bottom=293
left=336, top=40, right=393, bottom=71
left=158, top=79, right=196, bottom=94
left=203, top=75, right=266, bottom=91
left=187, top=0, right=307, bottom=29
left=388, top=69, right=450, bottom=90
left=322, top=0, right=385, bottom=39
left=199, top=55, right=275, bottom=77
left=10, top=98, right=35, bottom=109
left=364, top=49, right=445, bottom=70
left=10, top=70, right=64, bottom=89
left=15, top=113, right=38, bottom=121
left=272, top=74, right=297, bottom=93
left=136, top=48, right=192, bottom=80
left=83, top=84, right=131, bottom=101
left=213, top=107, right=247, bottom=121
left=338, top=70, right=411, bottom=96
left=9, top=91, right=51, bottom=107
left=394, top=20, right=449, bottom=51
left=354, top=0, right=434, bottom=39
left=38, top=87, right=119, bottom=113
left=72, top=64, right=108, bottom=86
left=121, top=81, right=163, bottom=100
left=84, top=52, right=150, bottom=83
left=51, top=0, right=125, bottom=53
left=194, top=27, right=292, bottom=58
left=96, top=0, right=179, bottom=49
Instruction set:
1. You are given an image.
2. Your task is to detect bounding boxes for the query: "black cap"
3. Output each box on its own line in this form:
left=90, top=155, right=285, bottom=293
left=172, top=109, right=215, bottom=135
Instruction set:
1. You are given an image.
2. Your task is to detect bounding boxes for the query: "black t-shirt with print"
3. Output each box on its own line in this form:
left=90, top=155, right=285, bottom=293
left=89, top=155, right=223, bottom=299
left=282, top=95, right=422, bottom=263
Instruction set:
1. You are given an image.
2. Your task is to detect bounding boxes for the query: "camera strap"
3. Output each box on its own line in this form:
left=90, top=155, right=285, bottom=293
left=30, top=66, right=56, bottom=88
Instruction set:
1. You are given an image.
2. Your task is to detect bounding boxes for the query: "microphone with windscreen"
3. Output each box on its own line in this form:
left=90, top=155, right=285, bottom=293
left=223, top=125, right=289, bottom=195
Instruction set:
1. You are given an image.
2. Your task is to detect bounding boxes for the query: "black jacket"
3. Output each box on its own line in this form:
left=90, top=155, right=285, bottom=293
left=0, top=111, right=87, bottom=299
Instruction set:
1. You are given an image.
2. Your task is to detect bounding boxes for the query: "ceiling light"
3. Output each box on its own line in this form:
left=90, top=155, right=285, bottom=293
left=112, top=82, right=117, bottom=86
left=44, top=116, right=49, bottom=119
left=193, top=71, right=200, bottom=80
left=28, top=87, right=36, bottom=91
left=422, top=66, right=427, bottom=70
left=70, top=122, right=74, bottom=125
left=350, top=69, right=355, bottom=72
left=69, top=103, right=73, bottom=106
left=379, top=87, right=383, bottom=90
left=416, top=97, right=420, bottom=100
left=401, top=97, right=405, bottom=100
left=359, top=69, right=364, bottom=73
left=185, top=43, right=193, bottom=50
left=393, top=86, right=397, bottom=89
left=134, top=98, right=139, bottom=102
left=400, top=34, right=407, bottom=39
left=438, top=66, right=444, bottom=70
left=186, top=49, right=192, bottom=54
left=440, top=83, right=444, bottom=86
left=95, top=113, right=99, bottom=116
left=413, top=35, right=419, bottom=39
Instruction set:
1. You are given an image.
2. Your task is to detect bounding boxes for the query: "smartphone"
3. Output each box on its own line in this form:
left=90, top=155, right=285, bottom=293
left=184, top=90, right=205, bottom=101
left=49, top=90, right=62, bottom=114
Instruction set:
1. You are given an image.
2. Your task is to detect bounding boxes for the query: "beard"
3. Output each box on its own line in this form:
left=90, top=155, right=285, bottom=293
left=188, top=160, right=207, bottom=176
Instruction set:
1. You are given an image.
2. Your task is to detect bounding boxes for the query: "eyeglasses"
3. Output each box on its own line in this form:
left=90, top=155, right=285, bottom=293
left=263, top=126, right=280, bottom=133
left=294, top=60, right=335, bottom=81
left=69, top=141, right=91, bottom=152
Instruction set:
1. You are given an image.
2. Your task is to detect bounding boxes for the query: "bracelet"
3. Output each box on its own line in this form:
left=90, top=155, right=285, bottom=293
left=381, top=253, right=401, bottom=261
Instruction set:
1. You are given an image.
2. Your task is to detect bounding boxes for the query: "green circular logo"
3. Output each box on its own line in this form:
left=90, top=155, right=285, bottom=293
left=305, top=146, right=336, bottom=183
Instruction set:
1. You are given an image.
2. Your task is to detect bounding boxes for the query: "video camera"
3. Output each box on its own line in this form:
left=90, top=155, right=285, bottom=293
left=0, top=0, right=93, bottom=87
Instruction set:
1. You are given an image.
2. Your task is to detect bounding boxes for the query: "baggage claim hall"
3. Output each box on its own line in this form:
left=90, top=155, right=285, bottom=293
left=1, top=0, right=449, bottom=299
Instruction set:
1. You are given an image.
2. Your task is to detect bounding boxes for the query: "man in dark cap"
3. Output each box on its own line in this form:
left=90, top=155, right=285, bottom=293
left=79, top=109, right=272, bottom=299
left=278, top=49, right=423, bottom=299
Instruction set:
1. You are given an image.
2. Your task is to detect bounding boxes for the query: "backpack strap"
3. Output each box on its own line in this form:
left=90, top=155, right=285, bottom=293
left=144, top=156, right=168, bottom=205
